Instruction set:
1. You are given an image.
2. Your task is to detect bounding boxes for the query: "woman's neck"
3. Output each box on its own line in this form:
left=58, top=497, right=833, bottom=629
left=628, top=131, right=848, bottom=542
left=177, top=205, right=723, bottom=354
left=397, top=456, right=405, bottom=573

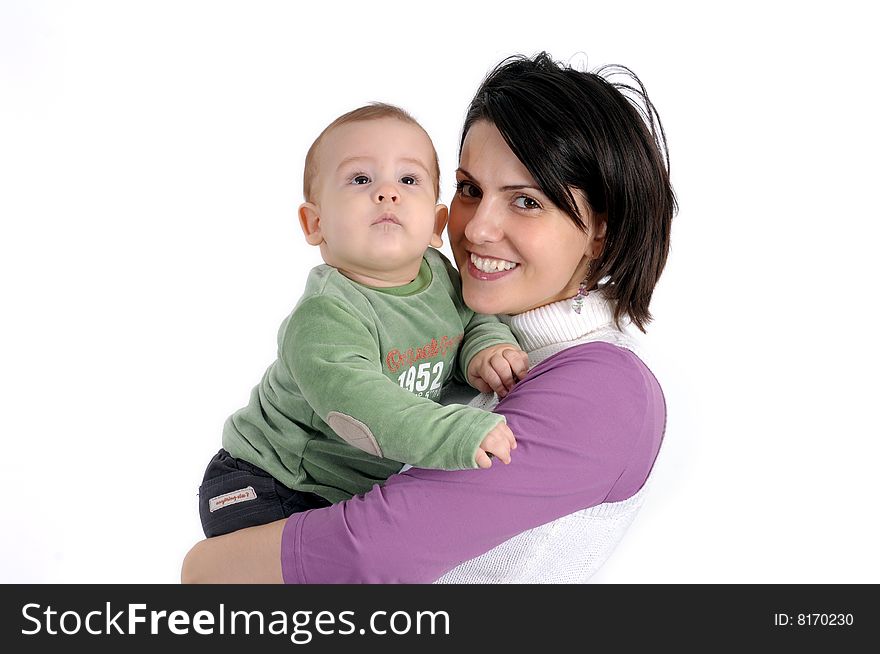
left=505, top=290, right=617, bottom=354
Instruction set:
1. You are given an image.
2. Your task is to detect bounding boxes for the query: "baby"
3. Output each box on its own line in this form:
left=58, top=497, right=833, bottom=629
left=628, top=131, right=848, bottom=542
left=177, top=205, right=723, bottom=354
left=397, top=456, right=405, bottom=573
left=198, top=103, right=528, bottom=537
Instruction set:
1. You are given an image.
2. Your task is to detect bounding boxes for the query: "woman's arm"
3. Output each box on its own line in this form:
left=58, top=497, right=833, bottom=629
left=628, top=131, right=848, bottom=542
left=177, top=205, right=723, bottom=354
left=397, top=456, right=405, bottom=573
left=182, top=342, right=664, bottom=584
left=286, top=343, right=664, bottom=583
left=181, top=520, right=285, bottom=584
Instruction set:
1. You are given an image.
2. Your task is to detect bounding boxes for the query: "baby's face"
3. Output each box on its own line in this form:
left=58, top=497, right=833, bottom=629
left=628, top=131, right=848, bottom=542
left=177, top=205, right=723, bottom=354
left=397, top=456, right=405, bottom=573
left=300, top=117, right=445, bottom=286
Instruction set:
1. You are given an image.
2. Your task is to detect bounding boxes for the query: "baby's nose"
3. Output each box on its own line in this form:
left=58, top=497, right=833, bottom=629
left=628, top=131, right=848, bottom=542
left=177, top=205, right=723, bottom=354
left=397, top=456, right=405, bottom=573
left=374, top=184, right=399, bottom=203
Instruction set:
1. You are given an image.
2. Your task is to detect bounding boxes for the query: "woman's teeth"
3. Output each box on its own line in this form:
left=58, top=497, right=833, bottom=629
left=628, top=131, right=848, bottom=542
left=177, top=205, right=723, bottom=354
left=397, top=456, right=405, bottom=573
left=470, top=253, right=518, bottom=273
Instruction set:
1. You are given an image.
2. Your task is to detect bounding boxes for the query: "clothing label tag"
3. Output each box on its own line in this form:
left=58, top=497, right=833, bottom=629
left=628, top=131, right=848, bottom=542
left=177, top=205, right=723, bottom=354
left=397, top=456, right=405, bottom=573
left=208, top=486, right=257, bottom=512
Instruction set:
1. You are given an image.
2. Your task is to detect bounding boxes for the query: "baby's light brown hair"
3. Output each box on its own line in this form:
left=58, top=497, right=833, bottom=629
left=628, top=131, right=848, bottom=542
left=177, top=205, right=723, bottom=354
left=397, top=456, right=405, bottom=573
left=303, top=103, right=441, bottom=203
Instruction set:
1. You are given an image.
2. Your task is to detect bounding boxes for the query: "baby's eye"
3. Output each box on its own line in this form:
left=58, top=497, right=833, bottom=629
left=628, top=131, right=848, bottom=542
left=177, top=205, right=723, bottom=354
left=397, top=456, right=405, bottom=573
left=513, top=195, right=541, bottom=210
left=351, top=175, right=371, bottom=185
left=400, top=176, right=418, bottom=185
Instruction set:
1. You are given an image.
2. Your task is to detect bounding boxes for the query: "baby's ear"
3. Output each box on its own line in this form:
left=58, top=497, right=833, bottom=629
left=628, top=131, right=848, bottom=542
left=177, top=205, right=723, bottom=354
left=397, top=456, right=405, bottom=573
left=430, top=204, right=449, bottom=248
left=298, top=202, right=324, bottom=246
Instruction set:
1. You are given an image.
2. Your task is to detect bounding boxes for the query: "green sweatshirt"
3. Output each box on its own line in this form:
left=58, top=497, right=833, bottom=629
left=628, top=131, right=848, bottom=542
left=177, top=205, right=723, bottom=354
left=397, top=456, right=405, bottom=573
left=221, top=248, right=517, bottom=503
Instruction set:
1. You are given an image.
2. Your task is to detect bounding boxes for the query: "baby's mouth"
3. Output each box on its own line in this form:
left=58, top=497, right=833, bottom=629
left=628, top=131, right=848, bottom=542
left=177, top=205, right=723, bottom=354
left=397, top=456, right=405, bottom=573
left=372, top=212, right=401, bottom=226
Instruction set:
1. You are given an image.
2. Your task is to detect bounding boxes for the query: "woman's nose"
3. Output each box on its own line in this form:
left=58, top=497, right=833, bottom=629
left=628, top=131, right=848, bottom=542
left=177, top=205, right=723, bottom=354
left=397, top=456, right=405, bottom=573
left=374, top=183, right=399, bottom=204
left=463, top=199, right=503, bottom=243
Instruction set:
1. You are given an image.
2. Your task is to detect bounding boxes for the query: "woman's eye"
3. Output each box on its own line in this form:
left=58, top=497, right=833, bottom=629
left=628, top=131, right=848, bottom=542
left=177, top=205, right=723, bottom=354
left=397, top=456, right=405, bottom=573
left=351, top=175, right=370, bottom=185
left=513, top=195, right=541, bottom=210
left=456, top=181, right=481, bottom=199
left=400, top=176, right=417, bottom=185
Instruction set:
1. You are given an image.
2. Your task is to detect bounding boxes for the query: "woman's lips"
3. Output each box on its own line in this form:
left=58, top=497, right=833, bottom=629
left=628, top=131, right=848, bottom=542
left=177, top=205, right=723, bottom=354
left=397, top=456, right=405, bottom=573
left=466, top=252, right=518, bottom=280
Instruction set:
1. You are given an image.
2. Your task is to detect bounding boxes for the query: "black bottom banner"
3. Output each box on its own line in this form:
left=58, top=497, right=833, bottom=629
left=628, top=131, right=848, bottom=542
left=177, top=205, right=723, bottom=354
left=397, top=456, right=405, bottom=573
left=1, top=584, right=874, bottom=651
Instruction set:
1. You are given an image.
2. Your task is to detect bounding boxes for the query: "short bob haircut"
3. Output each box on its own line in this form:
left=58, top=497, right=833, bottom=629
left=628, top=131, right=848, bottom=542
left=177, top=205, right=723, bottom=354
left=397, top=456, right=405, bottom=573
left=461, top=52, right=676, bottom=331
left=303, top=102, right=441, bottom=203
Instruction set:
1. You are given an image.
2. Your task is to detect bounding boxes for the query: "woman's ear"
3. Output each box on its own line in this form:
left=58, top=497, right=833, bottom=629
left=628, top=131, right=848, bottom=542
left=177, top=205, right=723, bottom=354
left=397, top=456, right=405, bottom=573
left=588, top=217, right=607, bottom=259
left=430, top=204, right=449, bottom=249
left=298, top=202, right=324, bottom=246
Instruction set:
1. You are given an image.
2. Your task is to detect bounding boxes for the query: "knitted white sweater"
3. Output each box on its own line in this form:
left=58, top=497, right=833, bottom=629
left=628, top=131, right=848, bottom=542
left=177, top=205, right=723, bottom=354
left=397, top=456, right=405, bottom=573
left=435, top=291, right=656, bottom=584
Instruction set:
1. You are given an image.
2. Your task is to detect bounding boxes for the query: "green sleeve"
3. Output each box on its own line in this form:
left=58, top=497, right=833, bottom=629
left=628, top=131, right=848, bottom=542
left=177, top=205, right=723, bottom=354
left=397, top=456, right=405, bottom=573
left=282, top=295, right=504, bottom=470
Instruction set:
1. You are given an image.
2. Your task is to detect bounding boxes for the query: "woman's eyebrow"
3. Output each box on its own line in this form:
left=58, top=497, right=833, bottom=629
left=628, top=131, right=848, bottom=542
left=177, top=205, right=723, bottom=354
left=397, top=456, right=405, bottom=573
left=499, top=184, right=541, bottom=192
left=456, top=167, right=541, bottom=193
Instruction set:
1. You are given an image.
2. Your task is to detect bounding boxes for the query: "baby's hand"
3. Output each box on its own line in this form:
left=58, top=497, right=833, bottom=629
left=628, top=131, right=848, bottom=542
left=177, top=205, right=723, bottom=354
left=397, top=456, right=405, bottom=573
left=467, top=344, right=529, bottom=398
left=475, top=421, right=516, bottom=468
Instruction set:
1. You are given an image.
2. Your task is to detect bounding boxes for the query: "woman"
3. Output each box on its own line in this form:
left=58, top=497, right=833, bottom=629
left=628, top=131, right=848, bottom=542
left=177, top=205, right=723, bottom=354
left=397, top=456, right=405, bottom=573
left=182, top=52, right=675, bottom=583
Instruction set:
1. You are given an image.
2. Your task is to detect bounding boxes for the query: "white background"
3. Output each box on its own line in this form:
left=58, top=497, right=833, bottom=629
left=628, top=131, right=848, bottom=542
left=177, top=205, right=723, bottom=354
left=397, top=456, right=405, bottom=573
left=2, top=0, right=877, bottom=583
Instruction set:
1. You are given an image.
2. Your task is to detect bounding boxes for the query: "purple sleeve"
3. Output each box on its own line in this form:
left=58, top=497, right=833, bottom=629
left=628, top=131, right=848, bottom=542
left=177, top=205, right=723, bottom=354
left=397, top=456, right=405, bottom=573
left=281, top=342, right=666, bottom=583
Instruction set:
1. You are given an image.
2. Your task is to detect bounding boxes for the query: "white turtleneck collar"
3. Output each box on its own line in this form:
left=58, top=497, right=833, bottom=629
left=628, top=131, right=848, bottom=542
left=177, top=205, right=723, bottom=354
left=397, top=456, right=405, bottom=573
left=503, top=290, right=615, bottom=352
left=496, top=289, right=640, bottom=368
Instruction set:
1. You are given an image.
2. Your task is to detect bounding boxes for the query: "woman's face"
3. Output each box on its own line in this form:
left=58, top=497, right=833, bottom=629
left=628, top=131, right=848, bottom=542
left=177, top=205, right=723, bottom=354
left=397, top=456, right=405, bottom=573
left=448, top=121, right=602, bottom=315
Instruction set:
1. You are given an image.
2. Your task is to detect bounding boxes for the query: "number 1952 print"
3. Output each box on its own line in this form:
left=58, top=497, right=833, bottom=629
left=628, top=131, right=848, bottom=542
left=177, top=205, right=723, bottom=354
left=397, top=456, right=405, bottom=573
left=397, top=362, right=445, bottom=399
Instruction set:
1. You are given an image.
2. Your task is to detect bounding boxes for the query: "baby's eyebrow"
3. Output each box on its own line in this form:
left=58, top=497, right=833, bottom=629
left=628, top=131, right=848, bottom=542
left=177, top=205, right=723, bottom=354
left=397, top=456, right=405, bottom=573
left=336, top=156, right=430, bottom=173
left=335, top=156, right=371, bottom=172
left=398, top=157, right=431, bottom=173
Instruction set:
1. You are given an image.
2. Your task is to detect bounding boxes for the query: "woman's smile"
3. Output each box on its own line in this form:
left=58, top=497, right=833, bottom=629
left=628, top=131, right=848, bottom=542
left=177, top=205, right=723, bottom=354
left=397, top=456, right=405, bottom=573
left=467, top=252, right=519, bottom=277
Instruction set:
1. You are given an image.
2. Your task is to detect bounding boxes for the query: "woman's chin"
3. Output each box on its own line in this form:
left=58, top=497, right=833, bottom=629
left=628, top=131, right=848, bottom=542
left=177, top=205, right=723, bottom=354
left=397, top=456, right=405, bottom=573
left=462, top=289, right=516, bottom=316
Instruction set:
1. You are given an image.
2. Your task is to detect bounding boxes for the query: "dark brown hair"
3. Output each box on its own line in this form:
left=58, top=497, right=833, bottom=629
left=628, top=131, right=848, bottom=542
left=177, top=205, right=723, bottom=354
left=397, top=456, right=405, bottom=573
left=462, top=53, right=677, bottom=331
left=303, top=103, right=441, bottom=202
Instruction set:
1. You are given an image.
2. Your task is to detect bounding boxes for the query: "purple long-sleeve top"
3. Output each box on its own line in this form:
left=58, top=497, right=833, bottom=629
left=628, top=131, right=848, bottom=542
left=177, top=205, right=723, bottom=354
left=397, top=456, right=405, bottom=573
left=281, top=341, right=666, bottom=583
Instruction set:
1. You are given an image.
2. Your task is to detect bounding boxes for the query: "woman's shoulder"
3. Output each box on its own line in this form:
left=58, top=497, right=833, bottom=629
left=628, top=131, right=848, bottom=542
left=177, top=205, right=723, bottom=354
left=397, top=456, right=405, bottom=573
left=530, top=340, right=653, bottom=381
left=510, top=340, right=663, bottom=416
left=498, top=340, right=666, bottom=500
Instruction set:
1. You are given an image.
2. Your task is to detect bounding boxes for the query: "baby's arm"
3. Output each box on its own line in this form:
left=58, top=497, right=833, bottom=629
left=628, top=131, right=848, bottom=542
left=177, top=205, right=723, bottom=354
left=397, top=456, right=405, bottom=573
left=466, top=342, right=528, bottom=465
left=285, top=296, right=506, bottom=471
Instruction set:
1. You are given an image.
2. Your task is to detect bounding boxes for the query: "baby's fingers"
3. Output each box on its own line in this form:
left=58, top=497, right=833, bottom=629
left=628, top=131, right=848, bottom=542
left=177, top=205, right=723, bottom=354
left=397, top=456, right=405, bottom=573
left=469, top=375, right=493, bottom=394
left=488, top=356, right=517, bottom=396
left=479, top=365, right=507, bottom=397
left=491, top=421, right=516, bottom=452
left=483, top=430, right=513, bottom=464
left=500, top=422, right=517, bottom=451
left=485, top=440, right=511, bottom=465
left=502, top=349, right=530, bottom=382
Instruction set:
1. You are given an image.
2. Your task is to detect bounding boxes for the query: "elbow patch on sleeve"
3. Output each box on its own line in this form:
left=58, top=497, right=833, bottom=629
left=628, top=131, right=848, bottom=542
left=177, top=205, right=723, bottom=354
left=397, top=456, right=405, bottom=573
left=327, top=411, right=383, bottom=458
